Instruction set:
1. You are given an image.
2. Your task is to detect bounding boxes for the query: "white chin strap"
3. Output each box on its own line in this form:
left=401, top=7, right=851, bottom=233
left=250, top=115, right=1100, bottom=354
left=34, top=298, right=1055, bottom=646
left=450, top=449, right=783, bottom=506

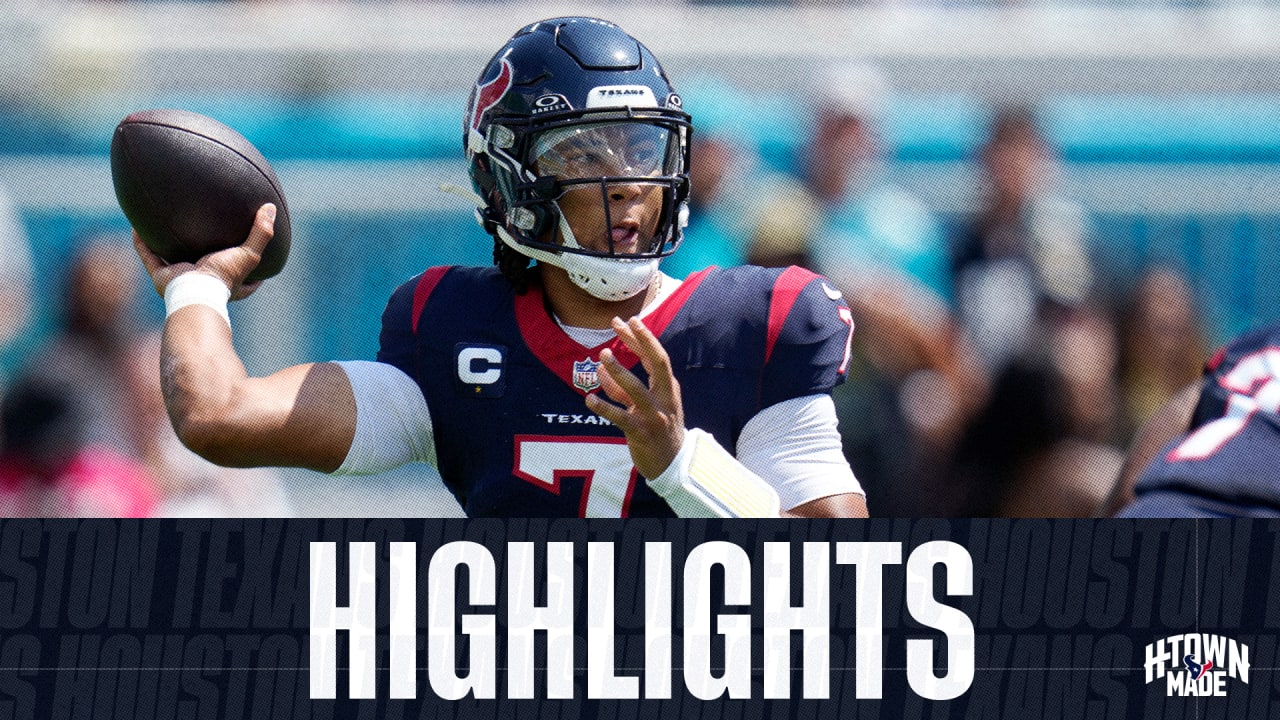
left=441, top=182, right=659, bottom=301
left=495, top=220, right=659, bottom=302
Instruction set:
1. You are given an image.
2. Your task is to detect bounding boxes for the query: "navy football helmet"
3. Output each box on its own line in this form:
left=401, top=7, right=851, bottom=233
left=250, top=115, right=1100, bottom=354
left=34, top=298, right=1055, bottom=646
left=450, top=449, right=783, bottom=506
left=464, top=17, right=692, bottom=300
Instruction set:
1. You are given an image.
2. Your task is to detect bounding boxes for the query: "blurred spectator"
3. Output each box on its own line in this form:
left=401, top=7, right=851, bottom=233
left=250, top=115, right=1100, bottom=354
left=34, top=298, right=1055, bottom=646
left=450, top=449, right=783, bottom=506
left=1118, top=267, right=1206, bottom=437
left=802, top=63, right=952, bottom=304
left=13, top=235, right=292, bottom=517
left=663, top=119, right=806, bottom=278
left=0, top=186, right=33, bottom=378
left=1002, top=307, right=1126, bottom=516
left=0, top=378, right=156, bottom=517
left=745, top=187, right=820, bottom=270
left=948, top=305, right=1125, bottom=517
left=938, top=104, right=1124, bottom=517
left=801, top=64, right=978, bottom=459
left=951, top=104, right=1095, bottom=374
left=17, top=235, right=147, bottom=457
left=1101, top=273, right=1229, bottom=515
left=662, top=134, right=746, bottom=277
left=784, top=64, right=979, bottom=515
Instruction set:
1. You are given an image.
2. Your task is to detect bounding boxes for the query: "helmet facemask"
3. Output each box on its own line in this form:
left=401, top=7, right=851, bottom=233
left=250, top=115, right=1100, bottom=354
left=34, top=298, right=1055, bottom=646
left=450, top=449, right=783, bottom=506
left=483, top=109, right=691, bottom=300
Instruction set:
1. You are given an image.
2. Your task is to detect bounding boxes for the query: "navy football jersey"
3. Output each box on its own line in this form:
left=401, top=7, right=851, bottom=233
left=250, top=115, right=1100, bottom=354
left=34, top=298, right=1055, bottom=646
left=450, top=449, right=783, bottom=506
left=1121, top=322, right=1280, bottom=517
left=375, top=265, right=854, bottom=517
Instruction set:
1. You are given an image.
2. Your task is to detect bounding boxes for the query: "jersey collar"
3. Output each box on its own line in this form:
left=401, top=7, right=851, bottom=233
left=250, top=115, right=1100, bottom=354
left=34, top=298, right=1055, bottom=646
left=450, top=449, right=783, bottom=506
left=514, top=268, right=713, bottom=394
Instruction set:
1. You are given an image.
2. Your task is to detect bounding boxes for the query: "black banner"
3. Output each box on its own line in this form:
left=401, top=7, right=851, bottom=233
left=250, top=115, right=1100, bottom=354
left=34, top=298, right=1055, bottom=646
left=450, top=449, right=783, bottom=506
left=0, top=519, right=1275, bottom=718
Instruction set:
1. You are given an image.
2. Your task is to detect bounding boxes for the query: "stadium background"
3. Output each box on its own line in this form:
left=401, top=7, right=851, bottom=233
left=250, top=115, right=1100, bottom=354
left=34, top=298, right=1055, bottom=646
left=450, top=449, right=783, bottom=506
left=0, top=1, right=1277, bottom=517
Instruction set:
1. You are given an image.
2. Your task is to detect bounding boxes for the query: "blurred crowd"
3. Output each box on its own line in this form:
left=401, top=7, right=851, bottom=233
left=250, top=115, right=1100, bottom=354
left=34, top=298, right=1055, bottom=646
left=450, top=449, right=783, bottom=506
left=0, top=214, right=291, bottom=517
left=0, top=63, right=1217, bottom=518
left=667, top=64, right=1210, bottom=517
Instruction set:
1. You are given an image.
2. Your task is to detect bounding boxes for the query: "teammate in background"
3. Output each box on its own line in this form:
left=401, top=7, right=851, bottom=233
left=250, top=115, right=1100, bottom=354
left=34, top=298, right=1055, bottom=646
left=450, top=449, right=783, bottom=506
left=1108, top=323, right=1280, bottom=517
left=132, top=17, right=867, bottom=518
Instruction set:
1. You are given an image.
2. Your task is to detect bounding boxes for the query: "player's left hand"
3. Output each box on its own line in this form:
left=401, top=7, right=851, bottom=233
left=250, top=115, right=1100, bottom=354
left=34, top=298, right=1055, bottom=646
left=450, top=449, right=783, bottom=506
left=586, top=316, right=685, bottom=480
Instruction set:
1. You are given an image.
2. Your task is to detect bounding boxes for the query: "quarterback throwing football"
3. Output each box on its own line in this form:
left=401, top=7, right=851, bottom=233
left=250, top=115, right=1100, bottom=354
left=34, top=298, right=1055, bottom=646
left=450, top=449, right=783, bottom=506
left=134, top=17, right=867, bottom=518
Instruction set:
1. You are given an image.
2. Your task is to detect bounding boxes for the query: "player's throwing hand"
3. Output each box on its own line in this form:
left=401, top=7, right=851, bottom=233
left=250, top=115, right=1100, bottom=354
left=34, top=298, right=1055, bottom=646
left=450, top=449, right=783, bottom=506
left=586, top=316, right=685, bottom=480
left=133, top=203, right=276, bottom=301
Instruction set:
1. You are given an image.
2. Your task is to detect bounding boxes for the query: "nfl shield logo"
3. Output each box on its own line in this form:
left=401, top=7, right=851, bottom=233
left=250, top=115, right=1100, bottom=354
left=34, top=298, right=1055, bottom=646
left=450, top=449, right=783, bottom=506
left=573, top=357, right=600, bottom=392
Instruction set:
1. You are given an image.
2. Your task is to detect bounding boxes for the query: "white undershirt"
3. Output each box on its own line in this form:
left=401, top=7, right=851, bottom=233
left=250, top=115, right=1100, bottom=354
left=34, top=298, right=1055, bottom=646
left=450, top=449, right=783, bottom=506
left=555, top=272, right=681, bottom=347
left=333, top=272, right=863, bottom=512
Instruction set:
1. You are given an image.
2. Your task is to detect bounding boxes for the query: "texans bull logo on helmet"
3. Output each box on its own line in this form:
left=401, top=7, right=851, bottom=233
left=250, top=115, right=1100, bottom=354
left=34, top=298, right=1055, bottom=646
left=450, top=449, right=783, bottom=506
left=469, top=58, right=513, bottom=135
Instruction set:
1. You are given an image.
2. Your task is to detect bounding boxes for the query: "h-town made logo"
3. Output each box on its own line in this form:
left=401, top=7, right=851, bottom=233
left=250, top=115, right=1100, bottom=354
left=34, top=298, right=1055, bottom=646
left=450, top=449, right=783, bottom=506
left=1144, top=634, right=1249, bottom=697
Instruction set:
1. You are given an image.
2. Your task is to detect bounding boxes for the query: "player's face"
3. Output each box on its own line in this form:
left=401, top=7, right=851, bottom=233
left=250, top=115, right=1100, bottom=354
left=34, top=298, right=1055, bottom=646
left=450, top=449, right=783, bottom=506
left=533, top=123, right=674, bottom=255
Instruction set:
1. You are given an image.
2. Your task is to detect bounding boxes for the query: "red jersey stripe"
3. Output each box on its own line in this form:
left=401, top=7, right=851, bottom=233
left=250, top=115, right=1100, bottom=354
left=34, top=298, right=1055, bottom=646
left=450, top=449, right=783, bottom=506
left=765, top=266, right=818, bottom=364
left=411, top=266, right=453, bottom=333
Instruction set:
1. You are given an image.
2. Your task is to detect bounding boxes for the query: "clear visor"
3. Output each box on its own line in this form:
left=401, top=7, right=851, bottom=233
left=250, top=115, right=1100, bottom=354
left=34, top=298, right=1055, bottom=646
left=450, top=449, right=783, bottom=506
left=532, top=122, right=679, bottom=180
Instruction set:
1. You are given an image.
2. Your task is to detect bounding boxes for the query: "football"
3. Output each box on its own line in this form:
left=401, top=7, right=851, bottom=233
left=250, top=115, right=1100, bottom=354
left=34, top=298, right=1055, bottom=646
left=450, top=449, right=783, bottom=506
left=110, top=108, right=291, bottom=282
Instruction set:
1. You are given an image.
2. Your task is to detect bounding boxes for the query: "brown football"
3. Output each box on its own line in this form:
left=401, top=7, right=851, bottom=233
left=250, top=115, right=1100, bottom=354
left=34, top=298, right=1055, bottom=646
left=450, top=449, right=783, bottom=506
left=110, top=108, right=291, bottom=282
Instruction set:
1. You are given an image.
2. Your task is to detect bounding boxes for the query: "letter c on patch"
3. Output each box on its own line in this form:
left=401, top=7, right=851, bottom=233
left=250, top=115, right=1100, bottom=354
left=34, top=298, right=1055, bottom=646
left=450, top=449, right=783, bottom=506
left=458, top=346, right=503, bottom=384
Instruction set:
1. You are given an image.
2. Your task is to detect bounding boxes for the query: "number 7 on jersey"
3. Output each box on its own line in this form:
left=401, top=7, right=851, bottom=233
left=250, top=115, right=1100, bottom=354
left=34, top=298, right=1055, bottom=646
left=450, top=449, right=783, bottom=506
left=513, top=435, right=640, bottom=517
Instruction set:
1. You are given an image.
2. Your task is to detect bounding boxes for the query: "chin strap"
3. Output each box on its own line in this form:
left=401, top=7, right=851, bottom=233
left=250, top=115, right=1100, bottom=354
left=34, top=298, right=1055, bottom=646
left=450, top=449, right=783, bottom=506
left=438, top=183, right=485, bottom=207
left=438, top=183, right=496, bottom=232
left=443, top=182, right=657, bottom=302
left=494, top=226, right=657, bottom=302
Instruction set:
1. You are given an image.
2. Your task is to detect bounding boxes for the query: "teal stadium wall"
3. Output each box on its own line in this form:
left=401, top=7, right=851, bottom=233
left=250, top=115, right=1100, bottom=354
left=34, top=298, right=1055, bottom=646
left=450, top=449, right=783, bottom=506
left=4, top=91, right=1280, bottom=368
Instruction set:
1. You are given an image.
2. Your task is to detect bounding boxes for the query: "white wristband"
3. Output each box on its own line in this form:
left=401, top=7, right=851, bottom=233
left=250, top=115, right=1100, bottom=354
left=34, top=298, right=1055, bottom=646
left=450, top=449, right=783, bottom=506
left=647, top=428, right=781, bottom=518
left=164, top=272, right=231, bottom=326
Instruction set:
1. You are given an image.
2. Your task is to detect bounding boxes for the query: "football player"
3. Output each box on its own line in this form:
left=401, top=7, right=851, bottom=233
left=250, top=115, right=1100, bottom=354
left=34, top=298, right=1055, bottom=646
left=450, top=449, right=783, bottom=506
left=133, top=17, right=868, bottom=518
left=1109, top=323, right=1280, bottom=517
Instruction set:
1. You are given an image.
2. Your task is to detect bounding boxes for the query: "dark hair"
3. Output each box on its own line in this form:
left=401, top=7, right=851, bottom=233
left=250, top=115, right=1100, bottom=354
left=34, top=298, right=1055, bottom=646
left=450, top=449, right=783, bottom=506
left=0, top=380, right=85, bottom=465
left=984, top=104, right=1045, bottom=151
left=493, top=238, right=534, bottom=294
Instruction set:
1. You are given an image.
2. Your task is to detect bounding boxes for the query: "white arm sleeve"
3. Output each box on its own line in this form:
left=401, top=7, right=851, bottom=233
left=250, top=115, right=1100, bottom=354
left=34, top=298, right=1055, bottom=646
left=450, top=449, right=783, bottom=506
left=735, top=394, right=864, bottom=511
left=332, top=360, right=437, bottom=475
